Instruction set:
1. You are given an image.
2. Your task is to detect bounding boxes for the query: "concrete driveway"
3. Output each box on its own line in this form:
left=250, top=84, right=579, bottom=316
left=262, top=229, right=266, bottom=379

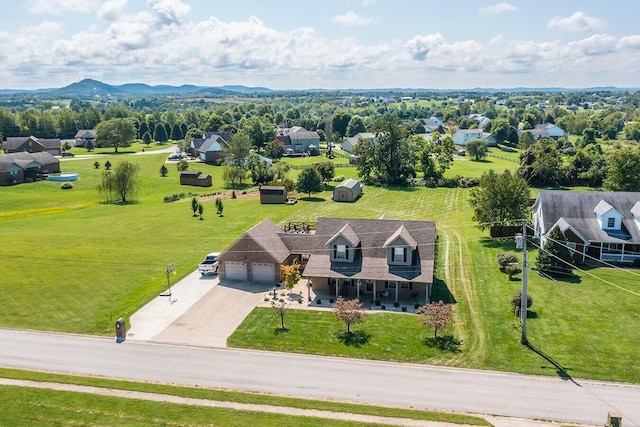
left=127, top=270, right=270, bottom=347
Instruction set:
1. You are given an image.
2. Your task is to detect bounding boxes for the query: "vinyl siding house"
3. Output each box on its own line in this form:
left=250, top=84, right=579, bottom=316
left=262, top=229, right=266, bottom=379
left=452, top=129, right=496, bottom=147
left=3, top=135, right=62, bottom=155
left=190, top=132, right=232, bottom=161
left=276, top=127, right=320, bottom=153
left=74, top=130, right=96, bottom=148
left=341, top=132, right=376, bottom=153
left=517, top=124, right=565, bottom=140
left=218, top=216, right=437, bottom=305
left=532, top=190, right=640, bottom=264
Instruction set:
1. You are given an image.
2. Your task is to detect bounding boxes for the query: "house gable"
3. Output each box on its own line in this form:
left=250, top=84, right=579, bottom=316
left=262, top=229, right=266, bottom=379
left=326, top=224, right=360, bottom=262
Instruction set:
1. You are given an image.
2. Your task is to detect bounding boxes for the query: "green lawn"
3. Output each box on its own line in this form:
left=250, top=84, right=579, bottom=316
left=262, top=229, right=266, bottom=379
left=1, top=152, right=639, bottom=384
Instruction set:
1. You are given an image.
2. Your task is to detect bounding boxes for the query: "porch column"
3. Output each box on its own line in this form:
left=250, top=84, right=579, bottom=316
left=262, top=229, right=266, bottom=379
left=622, top=243, right=626, bottom=263
left=373, top=280, right=377, bottom=303
left=395, top=283, right=399, bottom=303
left=356, top=279, right=361, bottom=300
left=335, top=279, right=339, bottom=299
left=599, top=243, right=603, bottom=261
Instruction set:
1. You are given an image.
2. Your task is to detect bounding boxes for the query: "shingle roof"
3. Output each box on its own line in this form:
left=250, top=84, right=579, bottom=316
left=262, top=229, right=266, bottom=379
left=383, top=225, right=418, bottom=250
left=304, top=217, right=436, bottom=282
left=326, top=223, right=361, bottom=247
left=336, top=178, right=362, bottom=190
left=536, top=190, right=640, bottom=243
left=246, top=219, right=292, bottom=264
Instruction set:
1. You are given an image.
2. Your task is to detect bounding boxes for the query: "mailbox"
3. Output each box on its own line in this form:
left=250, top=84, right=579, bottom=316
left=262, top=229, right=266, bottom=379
left=115, top=317, right=126, bottom=343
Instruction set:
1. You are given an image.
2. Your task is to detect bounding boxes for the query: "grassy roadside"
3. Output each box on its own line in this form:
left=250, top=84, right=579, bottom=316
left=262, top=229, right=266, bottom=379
left=0, top=368, right=491, bottom=426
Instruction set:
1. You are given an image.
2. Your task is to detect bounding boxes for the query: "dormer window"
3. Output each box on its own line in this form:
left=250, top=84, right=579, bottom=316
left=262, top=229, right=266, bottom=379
left=335, top=244, right=348, bottom=260
left=607, top=218, right=615, bottom=228
left=392, top=247, right=406, bottom=262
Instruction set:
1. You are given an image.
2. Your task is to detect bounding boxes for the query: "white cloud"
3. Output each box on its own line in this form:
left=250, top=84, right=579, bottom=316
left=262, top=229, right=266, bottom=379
left=147, top=0, right=190, bottom=26
left=361, top=0, right=377, bottom=4
left=29, top=0, right=99, bottom=14
left=98, top=0, right=127, bottom=22
left=406, top=33, right=446, bottom=60
left=333, top=11, right=375, bottom=27
left=478, top=3, right=517, bottom=15
left=618, top=35, right=640, bottom=50
left=566, top=34, right=617, bottom=56
left=547, top=11, right=605, bottom=32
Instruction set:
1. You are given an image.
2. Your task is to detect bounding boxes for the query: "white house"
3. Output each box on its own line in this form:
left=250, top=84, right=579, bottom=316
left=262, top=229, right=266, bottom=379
left=342, top=132, right=377, bottom=153
left=453, top=129, right=496, bottom=147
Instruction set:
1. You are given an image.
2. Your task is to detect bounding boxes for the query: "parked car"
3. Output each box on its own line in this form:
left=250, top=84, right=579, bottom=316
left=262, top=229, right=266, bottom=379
left=167, top=153, right=184, bottom=161
left=198, top=252, right=220, bottom=275
left=285, top=198, right=298, bottom=205
left=60, top=151, right=75, bottom=157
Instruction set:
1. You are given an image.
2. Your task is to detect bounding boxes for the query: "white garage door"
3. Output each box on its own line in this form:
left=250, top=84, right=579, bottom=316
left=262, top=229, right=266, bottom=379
left=224, top=261, right=247, bottom=281
left=252, top=263, right=275, bottom=282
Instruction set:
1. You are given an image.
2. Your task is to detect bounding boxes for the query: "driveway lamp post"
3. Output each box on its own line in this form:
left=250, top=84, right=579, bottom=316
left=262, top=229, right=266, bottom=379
left=166, top=262, right=176, bottom=300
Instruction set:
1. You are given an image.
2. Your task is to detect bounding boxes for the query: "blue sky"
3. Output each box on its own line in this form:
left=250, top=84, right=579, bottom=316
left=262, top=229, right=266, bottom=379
left=1, top=0, right=639, bottom=90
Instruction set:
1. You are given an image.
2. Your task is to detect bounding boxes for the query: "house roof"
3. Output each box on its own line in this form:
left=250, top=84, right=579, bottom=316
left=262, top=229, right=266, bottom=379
left=74, top=130, right=96, bottom=139
left=304, top=217, right=436, bottom=282
left=198, top=135, right=228, bottom=153
left=3, top=136, right=61, bottom=151
left=535, top=190, right=640, bottom=243
left=0, top=152, right=59, bottom=171
left=289, top=130, right=320, bottom=141
left=260, top=185, right=286, bottom=192
left=245, top=219, right=292, bottom=264
left=383, top=225, right=418, bottom=250
left=326, top=223, right=361, bottom=248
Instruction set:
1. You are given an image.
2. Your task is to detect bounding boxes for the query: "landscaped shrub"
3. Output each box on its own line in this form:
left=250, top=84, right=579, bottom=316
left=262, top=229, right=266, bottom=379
left=329, top=298, right=334, bottom=304
left=497, top=251, right=519, bottom=271
left=316, top=299, right=322, bottom=304
left=402, top=306, right=407, bottom=312
left=504, top=264, right=522, bottom=279
left=456, top=176, right=479, bottom=188
left=414, top=302, right=420, bottom=310
left=380, top=304, right=386, bottom=310
left=510, top=291, right=533, bottom=315
left=297, top=297, right=303, bottom=304
left=60, top=182, right=73, bottom=190
left=375, top=300, right=381, bottom=306
left=393, top=301, right=400, bottom=308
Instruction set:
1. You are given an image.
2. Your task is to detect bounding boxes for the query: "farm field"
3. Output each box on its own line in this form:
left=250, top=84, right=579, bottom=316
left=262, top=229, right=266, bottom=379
left=1, top=151, right=639, bottom=383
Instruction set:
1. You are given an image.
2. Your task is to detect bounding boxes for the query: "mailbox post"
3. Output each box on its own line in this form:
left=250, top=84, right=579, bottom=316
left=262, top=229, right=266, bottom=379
left=115, top=318, right=126, bottom=343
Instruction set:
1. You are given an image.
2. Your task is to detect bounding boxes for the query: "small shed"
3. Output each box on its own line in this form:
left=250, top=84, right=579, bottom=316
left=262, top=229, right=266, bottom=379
left=333, top=179, right=363, bottom=202
left=180, top=171, right=212, bottom=187
left=260, top=185, right=287, bottom=204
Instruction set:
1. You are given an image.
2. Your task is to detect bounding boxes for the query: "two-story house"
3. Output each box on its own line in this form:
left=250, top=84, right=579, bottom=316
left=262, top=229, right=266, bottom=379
left=217, top=216, right=437, bottom=304
left=532, top=190, right=640, bottom=263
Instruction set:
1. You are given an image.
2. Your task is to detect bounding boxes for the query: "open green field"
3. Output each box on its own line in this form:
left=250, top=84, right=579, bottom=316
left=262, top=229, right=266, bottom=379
left=1, top=151, right=639, bottom=384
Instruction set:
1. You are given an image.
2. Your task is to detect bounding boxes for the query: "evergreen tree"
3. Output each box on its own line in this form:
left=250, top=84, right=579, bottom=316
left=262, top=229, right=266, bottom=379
left=142, top=131, right=152, bottom=145
left=170, top=123, right=183, bottom=141
left=536, top=226, right=574, bottom=276
left=153, top=123, right=168, bottom=143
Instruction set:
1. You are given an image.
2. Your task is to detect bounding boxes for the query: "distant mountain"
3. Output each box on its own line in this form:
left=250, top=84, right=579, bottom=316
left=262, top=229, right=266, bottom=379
left=220, top=85, right=272, bottom=94
left=0, top=79, right=635, bottom=96
left=49, top=78, right=123, bottom=95
left=116, top=83, right=206, bottom=94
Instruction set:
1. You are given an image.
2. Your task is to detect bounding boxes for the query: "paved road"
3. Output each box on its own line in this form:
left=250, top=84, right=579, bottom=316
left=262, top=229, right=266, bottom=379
left=1, top=329, right=638, bottom=426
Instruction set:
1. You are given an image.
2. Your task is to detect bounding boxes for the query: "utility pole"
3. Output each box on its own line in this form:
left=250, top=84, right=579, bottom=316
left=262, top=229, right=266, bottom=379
left=520, top=220, right=529, bottom=344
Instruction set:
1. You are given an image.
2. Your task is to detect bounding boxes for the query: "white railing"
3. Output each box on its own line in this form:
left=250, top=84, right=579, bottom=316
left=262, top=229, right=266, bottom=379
left=600, top=253, right=640, bottom=263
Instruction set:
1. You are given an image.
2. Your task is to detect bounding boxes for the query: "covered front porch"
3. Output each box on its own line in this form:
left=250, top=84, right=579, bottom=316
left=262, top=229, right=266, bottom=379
left=308, top=276, right=431, bottom=307
left=587, top=242, right=640, bottom=264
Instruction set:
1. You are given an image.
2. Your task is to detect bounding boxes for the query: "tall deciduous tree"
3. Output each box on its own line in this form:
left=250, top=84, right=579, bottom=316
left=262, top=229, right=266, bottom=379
left=418, top=300, right=453, bottom=339
left=98, top=160, right=139, bottom=203
left=296, top=167, right=323, bottom=198
left=465, top=138, right=488, bottom=161
left=517, top=138, right=563, bottom=187
left=332, top=297, right=367, bottom=334
left=223, top=130, right=252, bottom=166
left=312, top=161, right=335, bottom=182
left=536, top=226, right=574, bottom=276
left=223, top=165, right=246, bottom=189
left=468, top=169, right=530, bottom=231
left=95, top=118, right=136, bottom=153
left=331, top=110, right=352, bottom=139
left=604, top=146, right=640, bottom=191
left=281, top=263, right=301, bottom=295
left=345, top=115, right=366, bottom=137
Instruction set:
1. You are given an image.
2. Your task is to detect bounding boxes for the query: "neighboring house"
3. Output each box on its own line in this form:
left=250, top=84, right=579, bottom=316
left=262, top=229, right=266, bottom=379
left=452, top=129, right=496, bottom=147
left=218, top=216, right=437, bottom=304
left=532, top=190, right=640, bottom=264
left=333, top=179, right=363, bottom=202
left=276, top=126, right=320, bottom=153
left=179, top=171, right=212, bottom=187
left=195, top=133, right=230, bottom=163
left=74, top=129, right=96, bottom=148
left=517, top=124, right=565, bottom=140
left=3, top=135, right=62, bottom=155
left=260, top=185, right=287, bottom=204
left=189, top=132, right=232, bottom=160
left=466, top=114, right=491, bottom=128
left=0, top=152, right=60, bottom=185
left=341, top=132, right=376, bottom=153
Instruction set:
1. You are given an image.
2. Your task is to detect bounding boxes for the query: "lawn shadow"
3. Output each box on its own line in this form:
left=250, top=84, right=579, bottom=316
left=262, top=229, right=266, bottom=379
left=337, top=330, right=371, bottom=347
left=535, top=269, right=582, bottom=284
left=480, top=237, right=518, bottom=251
left=430, top=278, right=457, bottom=304
left=526, top=310, right=538, bottom=319
left=302, top=197, right=326, bottom=202
left=273, top=327, right=290, bottom=336
left=526, top=340, right=578, bottom=384
left=425, top=334, right=462, bottom=353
